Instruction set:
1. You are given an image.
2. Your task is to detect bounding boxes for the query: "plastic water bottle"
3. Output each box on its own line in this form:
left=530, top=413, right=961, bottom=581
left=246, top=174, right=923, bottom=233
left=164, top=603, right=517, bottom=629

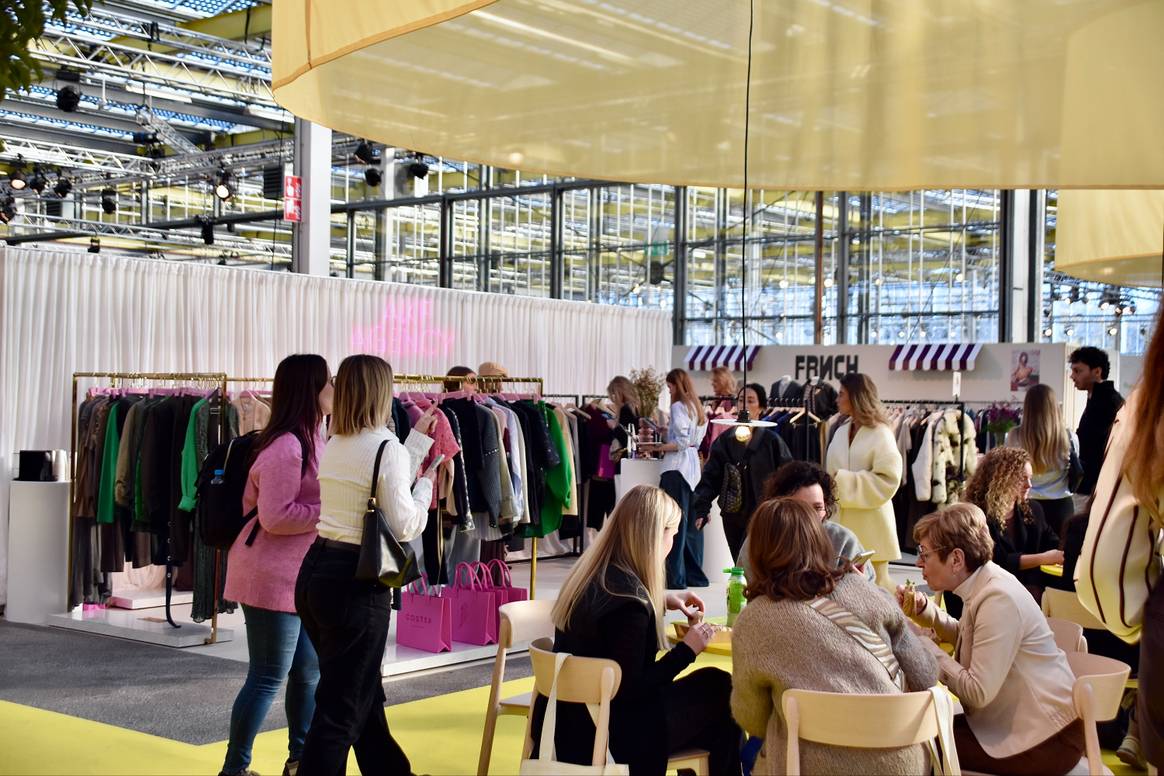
left=725, top=567, right=746, bottom=627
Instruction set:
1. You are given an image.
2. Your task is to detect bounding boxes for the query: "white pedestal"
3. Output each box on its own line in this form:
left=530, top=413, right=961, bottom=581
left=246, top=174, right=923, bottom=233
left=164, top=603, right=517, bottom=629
left=701, top=503, right=734, bottom=580
left=614, top=458, right=663, bottom=502
left=6, top=480, right=70, bottom=624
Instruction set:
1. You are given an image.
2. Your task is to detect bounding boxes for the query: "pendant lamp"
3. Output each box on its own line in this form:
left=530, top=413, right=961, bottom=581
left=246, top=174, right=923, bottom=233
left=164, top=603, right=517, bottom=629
left=710, top=0, right=776, bottom=445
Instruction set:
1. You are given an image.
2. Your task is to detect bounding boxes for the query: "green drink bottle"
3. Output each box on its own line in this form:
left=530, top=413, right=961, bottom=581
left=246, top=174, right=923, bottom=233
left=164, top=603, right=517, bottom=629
left=725, top=567, right=746, bottom=627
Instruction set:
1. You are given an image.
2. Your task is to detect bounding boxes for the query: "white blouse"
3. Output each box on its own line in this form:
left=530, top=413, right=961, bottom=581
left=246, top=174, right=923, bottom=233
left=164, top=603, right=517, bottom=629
left=317, top=428, right=433, bottom=545
left=660, top=401, right=708, bottom=491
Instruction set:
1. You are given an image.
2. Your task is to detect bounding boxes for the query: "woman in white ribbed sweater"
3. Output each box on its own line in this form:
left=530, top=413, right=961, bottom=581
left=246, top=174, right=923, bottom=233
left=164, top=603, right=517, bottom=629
left=295, top=355, right=437, bottom=776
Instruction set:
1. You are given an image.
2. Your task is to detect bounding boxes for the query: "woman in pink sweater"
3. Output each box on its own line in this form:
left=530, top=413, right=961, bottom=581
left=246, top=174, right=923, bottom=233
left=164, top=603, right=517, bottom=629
left=221, top=354, right=333, bottom=776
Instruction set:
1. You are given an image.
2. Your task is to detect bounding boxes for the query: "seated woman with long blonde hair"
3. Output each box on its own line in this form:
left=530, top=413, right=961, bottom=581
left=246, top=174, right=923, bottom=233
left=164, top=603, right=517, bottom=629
left=531, top=485, right=741, bottom=775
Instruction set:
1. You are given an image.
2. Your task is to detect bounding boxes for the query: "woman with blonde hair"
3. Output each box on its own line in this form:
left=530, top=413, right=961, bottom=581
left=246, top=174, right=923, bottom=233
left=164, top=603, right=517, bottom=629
left=710, top=366, right=738, bottom=405
left=825, top=373, right=903, bottom=590
left=733, top=498, right=936, bottom=775
left=533, top=485, right=741, bottom=775
left=1006, top=384, right=1078, bottom=534
left=606, top=374, right=641, bottom=443
left=963, top=447, right=1062, bottom=599
left=1079, top=308, right=1164, bottom=770
left=641, top=368, right=710, bottom=588
left=295, top=355, right=438, bottom=774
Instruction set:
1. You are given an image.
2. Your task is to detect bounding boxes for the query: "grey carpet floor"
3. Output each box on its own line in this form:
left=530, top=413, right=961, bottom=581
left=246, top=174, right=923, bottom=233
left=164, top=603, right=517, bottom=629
left=0, top=620, right=529, bottom=745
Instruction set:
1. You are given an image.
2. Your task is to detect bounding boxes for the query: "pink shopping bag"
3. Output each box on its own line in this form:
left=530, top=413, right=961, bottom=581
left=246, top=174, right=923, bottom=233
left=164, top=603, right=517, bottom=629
left=396, top=574, right=452, bottom=653
left=446, top=561, right=499, bottom=645
left=485, top=559, right=529, bottom=607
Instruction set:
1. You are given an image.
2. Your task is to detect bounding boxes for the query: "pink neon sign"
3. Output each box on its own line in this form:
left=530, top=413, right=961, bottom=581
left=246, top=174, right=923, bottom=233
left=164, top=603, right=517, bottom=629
left=350, top=299, right=457, bottom=361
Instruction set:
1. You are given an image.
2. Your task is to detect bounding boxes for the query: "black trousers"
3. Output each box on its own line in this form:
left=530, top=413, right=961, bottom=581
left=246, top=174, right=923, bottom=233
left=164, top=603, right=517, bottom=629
left=722, top=513, right=749, bottom=566
left=663, top=667, right=742, bottom=776
left=295, top=540, right=410, bottom=776
left=1140, top=575, right=1164, bottom=767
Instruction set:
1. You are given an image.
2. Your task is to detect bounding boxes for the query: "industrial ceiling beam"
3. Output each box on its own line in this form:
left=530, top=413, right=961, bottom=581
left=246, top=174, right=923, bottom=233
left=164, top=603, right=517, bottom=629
left=30, top=35, right=273, bottom=105
left=0, top=123, right=141, bottom=155
left=177, top=4, right=272, bottom=44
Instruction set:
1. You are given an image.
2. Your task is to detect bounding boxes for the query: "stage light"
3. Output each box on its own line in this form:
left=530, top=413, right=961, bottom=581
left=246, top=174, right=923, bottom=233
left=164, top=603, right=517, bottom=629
left=213, top=168, right=233, bottom=201
left=56, top=86, right=81, bottom=112
left=200, top=219, right=214, bottom=245
left=354, top=141, right=377, bottom=164
left=88, top=236, right=100, bottom=253
left=364, top=166, right=382, bottom=187
left=8, top=159, right=26, bottom=190
left=0, top=195, right=16, bottom=224
left=407, top=159, right=429, bottom=179
left=28, top=168, right=46, bottom=195
left=100, top=187, right=116, bottom=214
left=52, top=177, right=72, bottom=198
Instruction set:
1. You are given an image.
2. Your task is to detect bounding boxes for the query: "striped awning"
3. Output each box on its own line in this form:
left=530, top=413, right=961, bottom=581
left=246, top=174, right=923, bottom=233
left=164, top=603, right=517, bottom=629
left=686, top=345, right=760, bottom=372
left=889, top=343, right=983, bottom=371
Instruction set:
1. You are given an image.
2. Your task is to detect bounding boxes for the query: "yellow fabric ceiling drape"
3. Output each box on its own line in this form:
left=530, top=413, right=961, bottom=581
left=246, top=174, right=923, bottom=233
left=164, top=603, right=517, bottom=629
left=273, top=0, right=1164, bottom=191
left=1056, top=191, right=1164, bottom=288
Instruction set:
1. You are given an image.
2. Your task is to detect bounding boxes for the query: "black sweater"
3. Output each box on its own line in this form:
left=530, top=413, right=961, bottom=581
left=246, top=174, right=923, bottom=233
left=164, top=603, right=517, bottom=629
left=531, top=566, right=694, bottom=774
left=1076, top=381, right=1124, bottom=495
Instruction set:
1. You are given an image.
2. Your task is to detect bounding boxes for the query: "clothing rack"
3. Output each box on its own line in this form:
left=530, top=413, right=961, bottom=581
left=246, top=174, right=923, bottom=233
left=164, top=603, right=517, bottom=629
left=70, top=371, right=229, bottom=643
left=440, top=375, right=547, bottom=597
left=881, top=398, right=969, bottom=482
left=763, top=395, right=822, bottom=465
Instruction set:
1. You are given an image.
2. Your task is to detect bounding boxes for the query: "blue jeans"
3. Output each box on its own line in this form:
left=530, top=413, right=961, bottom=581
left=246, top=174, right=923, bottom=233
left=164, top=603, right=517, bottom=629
left=222, top=604, right=320, bottom=774
left=662, top=470, right=709, bottom=589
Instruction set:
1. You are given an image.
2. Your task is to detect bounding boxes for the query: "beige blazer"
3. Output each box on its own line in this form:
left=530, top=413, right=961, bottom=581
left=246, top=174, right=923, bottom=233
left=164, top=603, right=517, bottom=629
left=913, top=561, right=1077, bottom=758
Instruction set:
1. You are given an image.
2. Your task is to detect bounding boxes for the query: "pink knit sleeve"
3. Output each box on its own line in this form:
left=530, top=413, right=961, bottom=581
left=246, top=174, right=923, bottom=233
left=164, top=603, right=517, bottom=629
left=252, top=433, right=321, bottom=536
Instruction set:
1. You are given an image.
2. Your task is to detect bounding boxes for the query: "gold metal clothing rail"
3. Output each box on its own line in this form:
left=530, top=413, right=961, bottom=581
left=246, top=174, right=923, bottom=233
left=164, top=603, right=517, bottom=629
left=70, top=371, right=229, bottom=644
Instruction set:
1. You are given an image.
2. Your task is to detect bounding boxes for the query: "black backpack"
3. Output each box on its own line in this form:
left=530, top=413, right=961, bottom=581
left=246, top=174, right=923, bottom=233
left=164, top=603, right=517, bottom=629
left=195, top=431, right=262, bottom=549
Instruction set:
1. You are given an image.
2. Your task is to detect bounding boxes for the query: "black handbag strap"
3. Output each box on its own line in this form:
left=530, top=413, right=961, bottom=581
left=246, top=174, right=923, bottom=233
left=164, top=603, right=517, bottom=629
left=369, top=438, right=390, bottom=502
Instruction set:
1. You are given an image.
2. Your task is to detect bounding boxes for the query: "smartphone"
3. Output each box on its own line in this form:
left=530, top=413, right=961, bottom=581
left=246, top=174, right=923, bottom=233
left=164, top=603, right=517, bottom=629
left=423, top=454, right=446, bottom=477
left=850, top=549, right=876, bottom=566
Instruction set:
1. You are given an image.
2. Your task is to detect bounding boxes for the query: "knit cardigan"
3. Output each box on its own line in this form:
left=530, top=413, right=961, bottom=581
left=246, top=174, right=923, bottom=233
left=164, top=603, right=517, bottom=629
left=731, top=573, right=938, bottom=775
left=225, top=430, right=324, bottom=613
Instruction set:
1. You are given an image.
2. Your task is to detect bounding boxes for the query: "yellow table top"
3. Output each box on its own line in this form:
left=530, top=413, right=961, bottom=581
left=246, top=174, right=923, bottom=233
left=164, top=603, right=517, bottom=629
left=668, top=618, right=955, bottom=658
left=668, top=620, right=733, bottom=656
left=1041, top=563, right=1064, bottom=578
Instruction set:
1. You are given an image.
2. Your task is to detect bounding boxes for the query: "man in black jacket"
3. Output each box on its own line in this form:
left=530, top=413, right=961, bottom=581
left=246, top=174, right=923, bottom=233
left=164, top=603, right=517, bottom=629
left=1069, top=346, right=1125, bottom=496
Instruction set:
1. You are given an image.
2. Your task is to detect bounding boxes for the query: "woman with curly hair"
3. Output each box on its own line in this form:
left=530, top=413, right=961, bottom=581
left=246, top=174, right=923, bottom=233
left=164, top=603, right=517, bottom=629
left=963, top=447, right=1062, bottom=599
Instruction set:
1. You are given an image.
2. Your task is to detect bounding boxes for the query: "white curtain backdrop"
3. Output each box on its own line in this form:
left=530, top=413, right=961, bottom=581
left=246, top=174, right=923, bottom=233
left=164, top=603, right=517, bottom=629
left=0, top=246, right=672, bottom=604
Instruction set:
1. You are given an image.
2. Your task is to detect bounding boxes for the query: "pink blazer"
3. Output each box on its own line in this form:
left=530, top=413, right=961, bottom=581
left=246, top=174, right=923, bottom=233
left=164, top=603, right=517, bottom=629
left=224, top=430, right=323, bottom=613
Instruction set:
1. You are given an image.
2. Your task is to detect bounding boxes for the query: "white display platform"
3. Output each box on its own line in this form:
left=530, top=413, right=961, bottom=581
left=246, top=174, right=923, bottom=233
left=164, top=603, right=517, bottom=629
left=700, top=503, right=734, bottom=580
left=107, top=589, right=194, bottom=610
left=47, top=607, right=233, bottom=648
left=5, top=480, right=70, bottom=624
left=614, top=458, right=663, bottom=502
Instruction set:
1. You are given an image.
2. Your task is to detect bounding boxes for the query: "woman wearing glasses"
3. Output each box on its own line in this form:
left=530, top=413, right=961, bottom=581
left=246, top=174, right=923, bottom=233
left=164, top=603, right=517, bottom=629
left=899, top=503, right=1083, bottom=775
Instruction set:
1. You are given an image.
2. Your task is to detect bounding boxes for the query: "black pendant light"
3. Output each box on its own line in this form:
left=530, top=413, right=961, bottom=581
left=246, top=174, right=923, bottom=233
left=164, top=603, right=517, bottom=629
left=710, top=0, right=775, bottom=444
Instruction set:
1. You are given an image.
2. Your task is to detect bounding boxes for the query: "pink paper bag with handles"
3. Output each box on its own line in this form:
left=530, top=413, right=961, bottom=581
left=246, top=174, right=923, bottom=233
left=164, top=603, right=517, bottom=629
left=446, top=561, right=499, bottom=645
left=484, top=559, right=529, bottom=607
left=396, top=574, right=452, bottom=653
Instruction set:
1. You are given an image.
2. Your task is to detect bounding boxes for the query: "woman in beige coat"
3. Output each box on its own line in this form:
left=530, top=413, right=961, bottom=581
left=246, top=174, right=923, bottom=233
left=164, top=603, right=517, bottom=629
left=826, top=373, right=903, bottom=590
left=731, top=498, right=937, bottom=775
